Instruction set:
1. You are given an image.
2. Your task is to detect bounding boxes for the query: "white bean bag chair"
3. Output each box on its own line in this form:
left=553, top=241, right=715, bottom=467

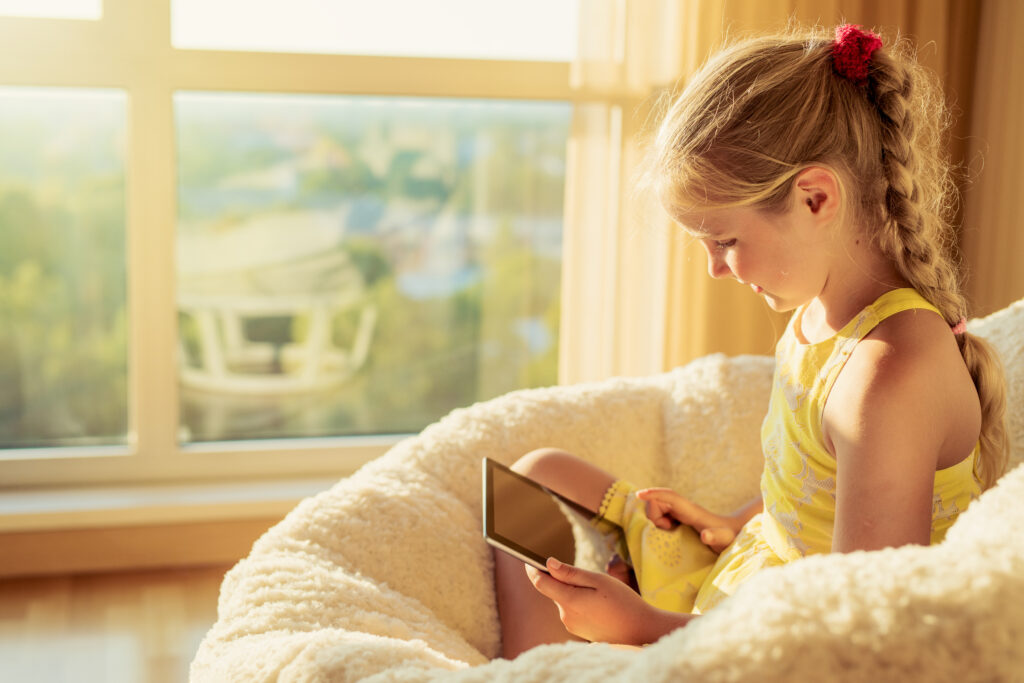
left=191, top=297, right=1024, bottom=682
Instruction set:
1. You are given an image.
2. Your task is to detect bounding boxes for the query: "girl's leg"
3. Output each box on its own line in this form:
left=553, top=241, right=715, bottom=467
left=493, top=448, right=617, bottom=659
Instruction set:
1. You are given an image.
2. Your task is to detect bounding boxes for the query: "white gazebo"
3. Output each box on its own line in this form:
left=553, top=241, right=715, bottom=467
left=177, top=209, right=376, bottom=395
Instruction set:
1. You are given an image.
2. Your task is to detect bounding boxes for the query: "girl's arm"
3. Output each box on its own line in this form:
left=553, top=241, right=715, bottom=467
left=729, top=495, right=764, bottom=529
left=824, top=311, right=980, bottom=552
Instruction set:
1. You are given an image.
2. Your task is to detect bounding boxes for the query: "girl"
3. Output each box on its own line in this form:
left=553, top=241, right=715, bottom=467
left=493, top=25, right=1009, bottom=658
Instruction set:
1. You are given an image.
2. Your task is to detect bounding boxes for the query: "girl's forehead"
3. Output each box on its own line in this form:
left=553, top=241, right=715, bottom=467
left=673, top=206, right=750, bottom=237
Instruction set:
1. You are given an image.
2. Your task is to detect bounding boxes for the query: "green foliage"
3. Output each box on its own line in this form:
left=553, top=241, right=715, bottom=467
left=0, top=151, right=128, bottom=446
left=0, top=251, right=128, bottom=447
left=344, top=238, right=393, bottom=286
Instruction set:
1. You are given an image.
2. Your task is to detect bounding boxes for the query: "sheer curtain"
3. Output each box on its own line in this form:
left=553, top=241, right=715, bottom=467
left=561, top=0, right=994, bottom=383
left=557, top=0, right=684, bottom=383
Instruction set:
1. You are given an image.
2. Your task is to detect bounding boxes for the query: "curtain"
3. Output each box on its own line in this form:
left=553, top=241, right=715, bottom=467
left=561, top=0, right=997, bottom=384
left=558, top=0, right=683, bottom=383
left=960, top=0, right=1024, bottom=316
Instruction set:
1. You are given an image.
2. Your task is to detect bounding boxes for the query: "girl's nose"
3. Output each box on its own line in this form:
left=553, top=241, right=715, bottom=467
left=707, top=252, right=732, bottom=279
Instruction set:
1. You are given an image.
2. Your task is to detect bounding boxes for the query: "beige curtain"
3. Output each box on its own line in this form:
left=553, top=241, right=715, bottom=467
left=960, top=0, right=1024, bottom=316
left=561, top=0, right=1000, bottom=384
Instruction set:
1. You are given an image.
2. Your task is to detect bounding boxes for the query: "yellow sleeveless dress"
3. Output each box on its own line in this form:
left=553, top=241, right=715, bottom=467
left=594, top=288, right=982, bottom=614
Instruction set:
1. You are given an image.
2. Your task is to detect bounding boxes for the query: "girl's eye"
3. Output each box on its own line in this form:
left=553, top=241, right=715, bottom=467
left=715, top=239, right=737, bottom=250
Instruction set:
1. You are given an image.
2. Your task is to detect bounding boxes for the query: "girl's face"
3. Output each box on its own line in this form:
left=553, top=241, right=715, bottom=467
left=677, top=200, right=833, bottom=313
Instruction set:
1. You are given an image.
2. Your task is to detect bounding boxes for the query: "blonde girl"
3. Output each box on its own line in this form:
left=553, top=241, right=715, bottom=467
left=493, top=24, right=1009, bottom=658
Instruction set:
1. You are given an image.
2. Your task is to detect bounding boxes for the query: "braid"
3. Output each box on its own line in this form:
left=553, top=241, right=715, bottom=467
left=869, top=50, right=965, bottom=326
left=868, top=44, right=1007, bottom=488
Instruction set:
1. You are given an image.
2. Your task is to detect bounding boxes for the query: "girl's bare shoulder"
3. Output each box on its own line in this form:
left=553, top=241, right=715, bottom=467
left=824, top=308, right=980, bottom=467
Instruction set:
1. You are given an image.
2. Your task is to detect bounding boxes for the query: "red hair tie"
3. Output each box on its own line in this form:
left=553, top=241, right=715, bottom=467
left=951, top=317, right=968, bottom=335
left=832, top=24, right=883, bottom=86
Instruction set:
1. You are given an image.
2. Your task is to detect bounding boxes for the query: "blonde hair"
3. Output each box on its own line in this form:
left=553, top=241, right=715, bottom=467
left=652, top=26, right=1008, bottom=488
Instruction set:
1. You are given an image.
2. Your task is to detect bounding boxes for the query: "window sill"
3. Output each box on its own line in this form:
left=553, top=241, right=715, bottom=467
left=0, top=476, right=343, bottom=577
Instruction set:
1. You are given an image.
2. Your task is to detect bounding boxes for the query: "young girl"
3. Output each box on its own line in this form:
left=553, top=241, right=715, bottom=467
left=493, top=25, right=1009, bottom=658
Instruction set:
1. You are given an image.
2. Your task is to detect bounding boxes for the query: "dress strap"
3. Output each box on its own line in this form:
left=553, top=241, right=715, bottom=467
left=815, top=288, right=941, bottom=426
left=868, top=287, right=940, bottom=321
left=841, top=288, right=941, bottom=345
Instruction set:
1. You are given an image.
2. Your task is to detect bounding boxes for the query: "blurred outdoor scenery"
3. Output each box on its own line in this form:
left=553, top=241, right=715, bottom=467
left=0, top=87, right=128, bottom=449
left=0, top=87, right=569, bottom=447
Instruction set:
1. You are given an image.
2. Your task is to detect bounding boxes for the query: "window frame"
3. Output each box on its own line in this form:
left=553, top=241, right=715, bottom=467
left=0, top=0, right=640, bottom=490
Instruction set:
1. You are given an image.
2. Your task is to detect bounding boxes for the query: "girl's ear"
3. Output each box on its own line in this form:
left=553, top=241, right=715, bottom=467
left=805, top=190, right=826, bottom=213
left=794, top=167, right=840, bottom=221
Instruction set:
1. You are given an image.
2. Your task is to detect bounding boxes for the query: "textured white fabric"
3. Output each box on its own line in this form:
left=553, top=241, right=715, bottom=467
left=191, top=298, right=1024, bottom=682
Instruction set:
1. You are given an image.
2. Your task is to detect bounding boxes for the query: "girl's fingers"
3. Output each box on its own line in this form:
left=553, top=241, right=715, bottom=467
left=636, top=488, right=702, bottom=526
left=636, top=488, right=677, bottom=524
left=524, top=564, right=560, bottom=599
left=545, top=557, right=597, bottom=588
left=525, top=559, right=596, bottom=605
left=635, top=487, right=678, bottom=502
left=641, top=499, right=670, bottom=526
left=636, top=488, right=692, bottom=513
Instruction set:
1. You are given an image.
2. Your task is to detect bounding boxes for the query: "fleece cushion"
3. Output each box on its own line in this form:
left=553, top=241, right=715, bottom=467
left=191, top=297, right=1024, bottom=682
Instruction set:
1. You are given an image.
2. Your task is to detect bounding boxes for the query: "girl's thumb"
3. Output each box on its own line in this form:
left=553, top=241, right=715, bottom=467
left=700, top=527, right=734, bottom=551
left=546, top=557, right=591, bottom=586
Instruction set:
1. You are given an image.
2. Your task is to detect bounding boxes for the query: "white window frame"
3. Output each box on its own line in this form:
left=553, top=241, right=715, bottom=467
left=0, top=0, right=641, bottom=496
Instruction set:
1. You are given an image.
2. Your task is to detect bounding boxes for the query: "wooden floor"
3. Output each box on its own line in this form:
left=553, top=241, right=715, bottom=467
left=0, top=564, right=232, bottom=683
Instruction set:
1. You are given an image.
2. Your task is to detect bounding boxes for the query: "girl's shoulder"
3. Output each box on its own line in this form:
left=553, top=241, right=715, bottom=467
left=823, top=307, right=980, bottom=469
left=825, top=306, right=981, bottom=551
left=860, top=305, right=961, bottom=366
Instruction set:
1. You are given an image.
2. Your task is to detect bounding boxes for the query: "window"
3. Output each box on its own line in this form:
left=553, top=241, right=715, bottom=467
left=0, top=87, right=127, bottom=449
left=175, top=93, right=568, bottom=442
left=0, top=0, right=581, bottom=487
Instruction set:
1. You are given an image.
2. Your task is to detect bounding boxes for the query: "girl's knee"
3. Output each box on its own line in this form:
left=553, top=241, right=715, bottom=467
left=512, top=448, right=583, bottom=479
left=512, top=448, right=615, bottom=512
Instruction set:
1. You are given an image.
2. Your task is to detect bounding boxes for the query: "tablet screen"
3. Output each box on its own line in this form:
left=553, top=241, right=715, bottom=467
left=482, top=457, right=597, bottom=570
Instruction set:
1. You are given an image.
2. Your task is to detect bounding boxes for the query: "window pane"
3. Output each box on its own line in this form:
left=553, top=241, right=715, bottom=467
left=0, top=87, right=127, bottom=449
left=176, top=93, right=568, bottom=443
left=172, top=0, right=578, bottom=61
left=0, top=0, right=101, bottom=20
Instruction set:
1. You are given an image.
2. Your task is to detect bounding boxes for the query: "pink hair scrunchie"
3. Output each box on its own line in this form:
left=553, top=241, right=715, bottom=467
left=832, top=24, right=883, bottom=86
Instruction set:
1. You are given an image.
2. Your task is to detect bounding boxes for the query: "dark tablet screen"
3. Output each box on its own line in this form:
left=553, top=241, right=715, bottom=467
left=482, top=457, right=596, bottom=570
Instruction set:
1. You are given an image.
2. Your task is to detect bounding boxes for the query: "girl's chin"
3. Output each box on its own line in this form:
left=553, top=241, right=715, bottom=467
left=760, top=292, right=798, bottom=313
left=744, top=282, right=799, bottom=312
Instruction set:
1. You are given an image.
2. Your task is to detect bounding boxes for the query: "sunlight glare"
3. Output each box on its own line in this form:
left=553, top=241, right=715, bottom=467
left=172, top=0, right=578, bottom=61
left=0, top=0, right=101, bottom=19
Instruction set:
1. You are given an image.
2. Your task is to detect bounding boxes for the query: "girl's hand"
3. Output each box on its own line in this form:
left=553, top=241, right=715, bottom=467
left=635, top=488, right=737, bottom=553
left=525, top=558, right=690, bottom=645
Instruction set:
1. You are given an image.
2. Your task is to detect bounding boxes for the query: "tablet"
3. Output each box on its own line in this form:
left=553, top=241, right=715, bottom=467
left=482, top=457, right=598, bottom=572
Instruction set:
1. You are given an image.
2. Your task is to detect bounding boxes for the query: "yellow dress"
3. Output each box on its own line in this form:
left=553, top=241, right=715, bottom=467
left=595, top=288, right=982, bottom=614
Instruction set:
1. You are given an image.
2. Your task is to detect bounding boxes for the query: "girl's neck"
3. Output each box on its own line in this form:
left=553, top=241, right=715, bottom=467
left=800, top=240, right=908, bottom=344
